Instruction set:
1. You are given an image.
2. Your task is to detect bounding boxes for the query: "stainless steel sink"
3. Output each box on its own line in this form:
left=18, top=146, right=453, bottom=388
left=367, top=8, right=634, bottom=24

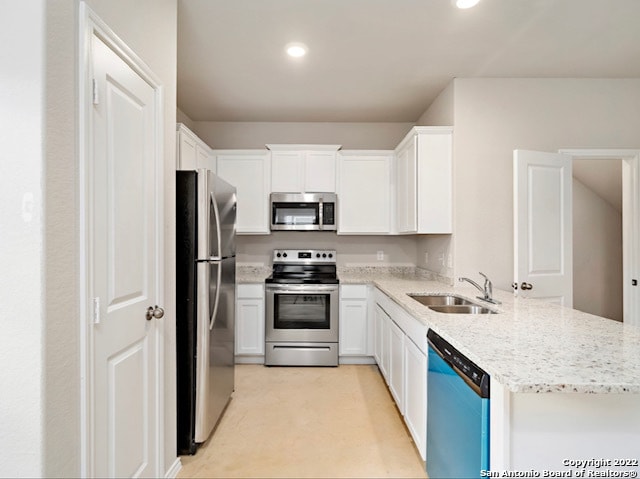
left=428, top=304, right=496, bottom=314
left=408, top=294, right=475, bottom=306
left=407, top=294, right=497, bottom=314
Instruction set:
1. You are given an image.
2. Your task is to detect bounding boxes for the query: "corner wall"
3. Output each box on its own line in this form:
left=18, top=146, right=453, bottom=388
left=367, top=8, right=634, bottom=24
left=0, top=2, right=46, bottom=476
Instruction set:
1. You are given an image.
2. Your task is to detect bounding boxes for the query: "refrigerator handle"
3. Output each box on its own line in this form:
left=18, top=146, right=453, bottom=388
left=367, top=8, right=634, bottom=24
left=209, top=263, right=222, bottom=330
left=210, top=191, right=222, bottom=259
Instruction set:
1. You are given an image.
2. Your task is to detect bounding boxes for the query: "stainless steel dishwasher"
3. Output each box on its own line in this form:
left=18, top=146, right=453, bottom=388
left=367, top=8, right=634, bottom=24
left=426, top=329, right=490, bottom=479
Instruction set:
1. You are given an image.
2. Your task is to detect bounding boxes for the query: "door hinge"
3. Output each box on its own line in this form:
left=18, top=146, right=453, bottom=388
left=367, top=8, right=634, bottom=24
left=93, top=297, right=100, bottom=324
left=92, top=78, right=99, bottom=105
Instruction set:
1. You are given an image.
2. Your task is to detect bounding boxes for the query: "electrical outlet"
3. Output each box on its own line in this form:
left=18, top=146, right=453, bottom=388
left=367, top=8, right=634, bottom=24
left=438, top=253, right=445, bottom=265
left=377, top=251, right=384, bottom=261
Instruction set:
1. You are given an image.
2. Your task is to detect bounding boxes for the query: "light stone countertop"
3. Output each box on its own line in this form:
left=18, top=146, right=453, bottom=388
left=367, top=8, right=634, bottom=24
left=236, top=264, right=271, bottom=284
left=340, top=269, right=640, bottom=394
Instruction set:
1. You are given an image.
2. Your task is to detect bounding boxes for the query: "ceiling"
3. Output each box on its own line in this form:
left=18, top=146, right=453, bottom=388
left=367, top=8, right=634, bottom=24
left=177, top=0, right=640, bottom=123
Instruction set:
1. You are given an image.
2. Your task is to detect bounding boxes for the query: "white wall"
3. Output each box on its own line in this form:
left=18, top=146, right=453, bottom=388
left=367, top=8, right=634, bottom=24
left=449, top=78, right=640, bottom=290
left=0, top=2, right=46, bottom=476
left=44, top=1, right=79, bottom=475
left=573, top=178, right=623, bottom=321
left=192, top=121, right=414, bottom=150
left=0, top=1, right=178, bottom=476
left=177, top=107, right=196, bottom=130
left=238, top=233, right=417, bottom=267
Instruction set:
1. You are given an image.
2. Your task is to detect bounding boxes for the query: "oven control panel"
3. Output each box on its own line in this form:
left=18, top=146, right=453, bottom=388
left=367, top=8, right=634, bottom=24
left=272, top=249, right=337, bottom=264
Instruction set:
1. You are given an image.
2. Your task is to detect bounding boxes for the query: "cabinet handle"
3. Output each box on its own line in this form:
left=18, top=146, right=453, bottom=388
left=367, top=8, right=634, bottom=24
left=520, top=282, right=533, bottom=291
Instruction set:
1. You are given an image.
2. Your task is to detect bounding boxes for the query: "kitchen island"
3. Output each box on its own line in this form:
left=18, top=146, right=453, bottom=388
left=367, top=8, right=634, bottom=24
left=339, top=269, right=640, bottom=473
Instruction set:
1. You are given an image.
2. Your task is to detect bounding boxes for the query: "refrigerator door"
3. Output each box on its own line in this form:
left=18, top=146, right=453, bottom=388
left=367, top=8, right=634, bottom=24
left=194, top=256, right=235, bottom=442
left=196, top=169, right=236, bottom=261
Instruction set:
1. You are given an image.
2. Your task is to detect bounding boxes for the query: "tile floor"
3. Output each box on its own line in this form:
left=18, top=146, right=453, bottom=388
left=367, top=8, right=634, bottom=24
left=178, top=364, right=427, bottom=478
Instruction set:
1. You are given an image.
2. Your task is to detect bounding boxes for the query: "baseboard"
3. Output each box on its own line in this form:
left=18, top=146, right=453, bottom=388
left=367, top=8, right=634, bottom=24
left=235, top=355, right=265, bottom=364
left=164, top=457, right=182, bottom=478
left=339, top=356, right=376, bottom=365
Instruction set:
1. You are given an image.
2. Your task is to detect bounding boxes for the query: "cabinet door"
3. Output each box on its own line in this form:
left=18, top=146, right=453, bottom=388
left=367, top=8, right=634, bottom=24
left=236, top=285, right=265, bottom=356
left=416, top=132, right=452, bottom=233
left=177, top=130, right=197, bottom=170
left=305, top=151, right=336, bottom=192
left=271, top=151, right=303, bottom=192
left=236, top=298, right=265, bottom=355
left=395, top=138, right=417, bottom=233
left=196, top=144, right=214, bottom=172
left=338, top=154, right=391, bottom=234
left=217, top=153, right=270, bottom=234
left=339, top=299, right=368, bottom=356
left=404, top=337, right=426, bottom=460
left=373, top=304, right=384, bottom=368
left=389, top=319, right=405, bottom=414
left=376, top=305, right=391, bottom=383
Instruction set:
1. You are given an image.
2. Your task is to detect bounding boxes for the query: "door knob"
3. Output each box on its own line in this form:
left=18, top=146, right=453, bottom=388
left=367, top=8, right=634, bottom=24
left=146, top=305, right=165, bottom=320
left=520, top=282, right=533, bottom=291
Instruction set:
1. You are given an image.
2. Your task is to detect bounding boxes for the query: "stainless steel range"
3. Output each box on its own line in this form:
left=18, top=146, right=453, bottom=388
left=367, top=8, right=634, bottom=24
left=265, top=249, right=339, bottom=366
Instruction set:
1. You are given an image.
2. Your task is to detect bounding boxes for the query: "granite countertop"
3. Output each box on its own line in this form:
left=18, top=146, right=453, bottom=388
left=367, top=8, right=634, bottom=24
left=339, top=270, right=640, bottom=395
left=236, top=264, right=271, bottom=284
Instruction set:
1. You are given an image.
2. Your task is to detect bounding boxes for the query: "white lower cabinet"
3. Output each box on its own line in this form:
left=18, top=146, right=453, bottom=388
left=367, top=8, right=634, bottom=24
left=374, top=288, right=427, bottom=461
left=235, top=284, right=265, bottom=363
left=404, top=337, right=427, bottom=460
left=339, top=285, right=375, bottom=364
left=374, top=304, right=391, bottom=383
left=389, top=319, right=405, bottom=414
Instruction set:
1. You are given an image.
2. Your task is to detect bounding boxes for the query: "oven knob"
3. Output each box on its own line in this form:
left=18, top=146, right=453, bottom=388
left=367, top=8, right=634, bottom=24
left=328, top=253, right=333, bottom=258
left=316, top=253, right=321, bottom=258
left=322, top=253, right=327, bottom=258
left=276, top=252, right=281, bottom=258
left=283, top=252, right=287, bottom=258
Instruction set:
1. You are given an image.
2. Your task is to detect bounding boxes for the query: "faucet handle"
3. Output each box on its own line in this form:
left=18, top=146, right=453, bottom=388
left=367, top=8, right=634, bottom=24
left=478, top=272, right=492, bottom=296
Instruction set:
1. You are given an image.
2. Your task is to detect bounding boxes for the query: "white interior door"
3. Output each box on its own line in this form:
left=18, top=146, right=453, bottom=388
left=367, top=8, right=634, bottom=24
left=514, top=150, right=573, bottom=306
left=90, top=33, right=162, bottom=477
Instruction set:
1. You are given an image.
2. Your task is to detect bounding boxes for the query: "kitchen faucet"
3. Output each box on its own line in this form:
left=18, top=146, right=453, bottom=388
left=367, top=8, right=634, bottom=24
left=459, top=272, right=501, bottom=305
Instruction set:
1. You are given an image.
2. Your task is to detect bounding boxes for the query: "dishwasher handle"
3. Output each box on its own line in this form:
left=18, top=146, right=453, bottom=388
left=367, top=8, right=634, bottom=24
left=427, top=329, right=490, bottom=399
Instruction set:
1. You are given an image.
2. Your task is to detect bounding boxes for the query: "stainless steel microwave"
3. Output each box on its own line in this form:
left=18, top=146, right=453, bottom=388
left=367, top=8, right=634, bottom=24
left=270, top=193, right=337, bottom=231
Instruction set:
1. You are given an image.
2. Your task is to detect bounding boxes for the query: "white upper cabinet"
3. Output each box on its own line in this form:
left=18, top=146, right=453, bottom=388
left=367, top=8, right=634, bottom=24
left=337, top=151, right=393, bottom=234
left=394, top=126, right=452, bottom=234
left=215, top=150, right=271, bottom=234
left=267, top=144, right=340, bottom=193
left=176, top=123, right=215, bottom=172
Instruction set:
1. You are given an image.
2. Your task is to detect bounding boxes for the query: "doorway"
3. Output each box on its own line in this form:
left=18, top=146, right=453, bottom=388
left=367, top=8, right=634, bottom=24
left=561, top=149, right=639, bottom=325
left=572, top=159, right=623, bottom=321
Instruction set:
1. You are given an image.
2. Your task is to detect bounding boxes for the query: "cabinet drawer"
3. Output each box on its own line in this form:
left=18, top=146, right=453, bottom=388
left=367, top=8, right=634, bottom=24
left=237, top=284, right=264, bottom=299
left=340, top=284, right=368, bottom=299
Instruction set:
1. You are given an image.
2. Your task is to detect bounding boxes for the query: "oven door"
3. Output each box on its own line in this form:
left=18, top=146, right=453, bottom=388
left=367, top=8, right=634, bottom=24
left=265, top=284, right=339, bottom=343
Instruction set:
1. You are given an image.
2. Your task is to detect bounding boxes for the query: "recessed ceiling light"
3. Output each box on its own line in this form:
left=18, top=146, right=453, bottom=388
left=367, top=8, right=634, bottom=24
left=285, top=42, right=308, bottom=58
left=455, top=0, right=481, bottom=9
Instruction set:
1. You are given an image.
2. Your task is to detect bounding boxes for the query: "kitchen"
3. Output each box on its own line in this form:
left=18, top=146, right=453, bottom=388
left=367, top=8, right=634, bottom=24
left=3, top=1, right=640, bottom=478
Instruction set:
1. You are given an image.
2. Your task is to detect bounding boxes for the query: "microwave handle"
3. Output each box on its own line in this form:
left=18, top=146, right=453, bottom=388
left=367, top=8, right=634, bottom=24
left=318, top=198, right=323, bottom=229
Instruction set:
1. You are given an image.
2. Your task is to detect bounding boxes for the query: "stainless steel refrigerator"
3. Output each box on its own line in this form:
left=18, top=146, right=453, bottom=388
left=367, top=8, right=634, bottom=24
left=176, top=169, right=236, bottom=455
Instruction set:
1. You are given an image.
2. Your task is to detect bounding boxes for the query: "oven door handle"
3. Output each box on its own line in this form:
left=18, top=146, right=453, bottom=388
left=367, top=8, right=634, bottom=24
left=265, top=284, right=339, bottom=293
